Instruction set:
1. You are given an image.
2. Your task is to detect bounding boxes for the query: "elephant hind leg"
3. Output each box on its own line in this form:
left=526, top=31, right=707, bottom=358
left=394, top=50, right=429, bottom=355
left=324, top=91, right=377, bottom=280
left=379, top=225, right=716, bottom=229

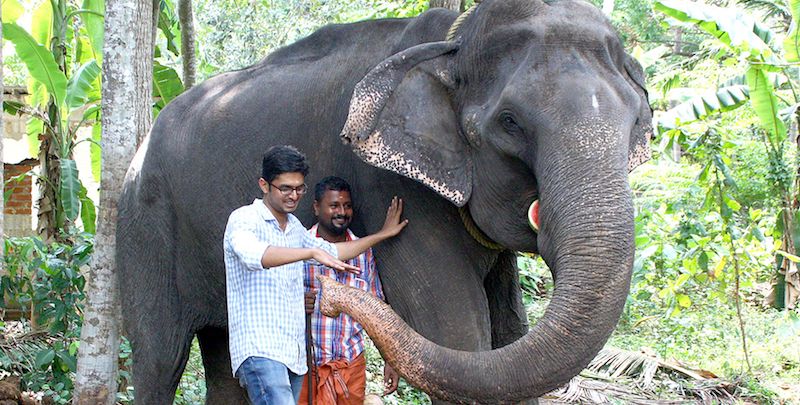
left=484, top=250, right=529, bottom=349
left=197, top=327, right=249, bottom=404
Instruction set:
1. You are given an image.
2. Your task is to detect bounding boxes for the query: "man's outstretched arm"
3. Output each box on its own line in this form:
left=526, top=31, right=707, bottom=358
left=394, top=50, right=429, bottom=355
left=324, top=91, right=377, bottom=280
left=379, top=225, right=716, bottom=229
left=335, top=196, right=408, bottom=260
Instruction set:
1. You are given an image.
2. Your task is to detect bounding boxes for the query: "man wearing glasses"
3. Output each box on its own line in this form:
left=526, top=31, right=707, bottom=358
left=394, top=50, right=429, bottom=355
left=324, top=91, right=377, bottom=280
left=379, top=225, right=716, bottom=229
left=223, top=145, right=408, bottom=405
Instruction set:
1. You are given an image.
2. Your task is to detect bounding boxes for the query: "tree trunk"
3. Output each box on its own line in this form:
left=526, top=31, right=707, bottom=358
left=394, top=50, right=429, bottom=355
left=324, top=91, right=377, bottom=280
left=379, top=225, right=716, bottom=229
left=429, top=0, right=462, bottom=12
left=72, top=0, right=153, bottom=401
left=152, top=0, right=160, bottom=64
left=179, top=0, right=196, bottom=89
left=35, top=136, right=60, bottom=242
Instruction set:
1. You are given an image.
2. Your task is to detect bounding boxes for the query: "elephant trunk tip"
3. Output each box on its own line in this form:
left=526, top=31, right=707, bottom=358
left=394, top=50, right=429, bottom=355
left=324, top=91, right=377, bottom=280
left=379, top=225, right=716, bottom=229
left=316, top=275, right=345, bottom=318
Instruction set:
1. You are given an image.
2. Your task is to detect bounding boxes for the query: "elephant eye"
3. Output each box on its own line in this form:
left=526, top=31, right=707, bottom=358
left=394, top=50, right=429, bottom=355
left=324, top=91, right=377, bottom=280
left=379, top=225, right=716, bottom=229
left=499, top=111, right=522, bottom=134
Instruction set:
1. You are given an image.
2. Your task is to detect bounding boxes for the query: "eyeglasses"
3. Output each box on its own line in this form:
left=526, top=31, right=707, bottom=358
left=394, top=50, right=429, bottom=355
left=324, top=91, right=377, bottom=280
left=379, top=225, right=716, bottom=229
left=270, top=182, right=308, bottom=196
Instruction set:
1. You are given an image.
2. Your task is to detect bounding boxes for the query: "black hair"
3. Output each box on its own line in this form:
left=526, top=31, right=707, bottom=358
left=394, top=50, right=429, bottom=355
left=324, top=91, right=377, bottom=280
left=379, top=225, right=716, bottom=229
left=261, top=145, right=309, bottom=182
left=314, top=176, right=352, bottom=201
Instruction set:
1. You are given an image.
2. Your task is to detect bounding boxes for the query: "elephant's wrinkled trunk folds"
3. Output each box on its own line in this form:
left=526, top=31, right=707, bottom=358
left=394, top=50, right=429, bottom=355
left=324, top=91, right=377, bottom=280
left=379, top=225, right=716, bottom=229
left=318, top=183, right=633, bottom=403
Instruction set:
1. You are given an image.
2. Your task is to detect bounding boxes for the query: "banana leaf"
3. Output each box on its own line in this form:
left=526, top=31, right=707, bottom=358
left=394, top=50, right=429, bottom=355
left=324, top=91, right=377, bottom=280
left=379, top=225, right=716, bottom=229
left=78, top=184, right=96, bottom=234
left=4, top=22, right=67, bottom=108
left=746, top=66, right=786, bottom=147
left=81, top=0, right=104, bottom=61
left=65, top=60, right=101, bottom=109
left=59, top=159, right=81, bottom=222
left=153, top=62, right=184, bottom=115
left=784, top=0, right=800, bottom=62
left=30, top=0, right=52, bottom=49
left=90, top=121, right=102, bottom=183
left=658, top=85, right=749, bottom=131
left=655, top=0, right=774, bottom=57
left=2, top=0, right=24, bottom=23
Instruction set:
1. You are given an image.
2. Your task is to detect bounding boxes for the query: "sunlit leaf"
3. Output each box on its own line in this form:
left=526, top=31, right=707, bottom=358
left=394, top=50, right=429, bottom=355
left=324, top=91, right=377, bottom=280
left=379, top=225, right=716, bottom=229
left=784, top=0, right=800, bottom=61
left=746, top=66, right=787, bottom=147
left=26, top=117, right=43, bottom=157
left=2, top=0, right=24, bottom=23
left=30, top=0, right=53, bottom=48
left=81, top=0, right=105, bottom=61
left=658, top=85, right=749, bottom=132
left=90, top=121, right=102, bottom=182
left=776, top=249, right=800, bottom=262
left=632, top=45, right=671, bottom=69
left=676, top=294, right=692, bottom=308
left=654, top=0, right=774, bottom=56
left=676, top=273, right=691, bottom=287
left=4, top=22, right=68, bottom=108
left=714, top=256, right=727, bottom=278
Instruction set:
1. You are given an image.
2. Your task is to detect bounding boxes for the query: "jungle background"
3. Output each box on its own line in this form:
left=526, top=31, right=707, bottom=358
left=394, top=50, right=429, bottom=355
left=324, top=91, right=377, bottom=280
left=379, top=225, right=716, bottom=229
left=1, top=0, right=800, bottom=403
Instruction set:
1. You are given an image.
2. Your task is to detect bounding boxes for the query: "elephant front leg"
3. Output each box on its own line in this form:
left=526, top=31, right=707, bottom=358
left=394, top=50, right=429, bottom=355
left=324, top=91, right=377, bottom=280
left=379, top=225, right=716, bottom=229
left=484, top=250, right=529, bottom=349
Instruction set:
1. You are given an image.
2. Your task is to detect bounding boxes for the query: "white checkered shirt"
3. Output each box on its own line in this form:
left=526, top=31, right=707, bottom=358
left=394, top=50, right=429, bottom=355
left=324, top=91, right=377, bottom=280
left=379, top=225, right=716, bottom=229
left=224, top=199, right=338, bottom=376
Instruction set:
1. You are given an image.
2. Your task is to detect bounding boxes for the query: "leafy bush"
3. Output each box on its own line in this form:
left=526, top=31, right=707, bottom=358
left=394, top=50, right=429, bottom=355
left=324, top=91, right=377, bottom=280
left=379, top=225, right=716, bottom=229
left=0, top=233, right=92, bottom=404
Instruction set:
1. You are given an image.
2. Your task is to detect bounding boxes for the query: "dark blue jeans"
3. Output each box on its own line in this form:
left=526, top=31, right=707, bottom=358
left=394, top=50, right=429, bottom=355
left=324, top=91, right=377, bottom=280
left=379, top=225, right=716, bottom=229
left=236, top=357, right=305, bottom=405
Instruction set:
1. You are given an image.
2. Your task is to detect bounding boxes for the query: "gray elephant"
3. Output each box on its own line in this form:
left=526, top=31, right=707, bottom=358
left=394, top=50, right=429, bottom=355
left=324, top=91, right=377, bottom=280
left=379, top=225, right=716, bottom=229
left=116, top=0, right=651, bottom=403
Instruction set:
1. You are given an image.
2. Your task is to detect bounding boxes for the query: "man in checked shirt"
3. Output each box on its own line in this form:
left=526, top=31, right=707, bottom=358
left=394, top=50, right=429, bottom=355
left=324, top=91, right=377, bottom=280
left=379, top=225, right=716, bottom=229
left=299, top=177, right=400, bottom=405
left=224, top=146, right=408, bottom=405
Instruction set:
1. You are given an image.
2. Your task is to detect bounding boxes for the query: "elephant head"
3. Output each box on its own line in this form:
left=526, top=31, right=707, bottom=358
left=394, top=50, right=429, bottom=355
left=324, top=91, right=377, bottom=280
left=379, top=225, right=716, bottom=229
left=333, top=0, right=652, bottom=402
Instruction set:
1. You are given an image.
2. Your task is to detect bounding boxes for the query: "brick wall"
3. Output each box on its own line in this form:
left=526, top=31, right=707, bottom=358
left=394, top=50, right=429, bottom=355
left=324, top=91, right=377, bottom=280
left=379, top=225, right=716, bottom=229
left=4, top=163, right=33, bottom=215
left=4, top=87, right=36, bottom=237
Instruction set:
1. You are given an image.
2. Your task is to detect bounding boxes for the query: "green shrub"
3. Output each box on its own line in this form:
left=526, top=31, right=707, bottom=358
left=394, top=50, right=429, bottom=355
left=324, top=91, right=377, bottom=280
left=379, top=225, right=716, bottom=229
left=0, top=233, right=92, bottom=404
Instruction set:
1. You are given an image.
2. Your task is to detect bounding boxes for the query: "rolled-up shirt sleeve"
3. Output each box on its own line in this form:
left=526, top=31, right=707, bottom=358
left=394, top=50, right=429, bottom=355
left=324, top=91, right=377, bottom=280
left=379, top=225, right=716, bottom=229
left=301, top=229, right=338, bottom=260
left=225, top=211, right=270, bottom=271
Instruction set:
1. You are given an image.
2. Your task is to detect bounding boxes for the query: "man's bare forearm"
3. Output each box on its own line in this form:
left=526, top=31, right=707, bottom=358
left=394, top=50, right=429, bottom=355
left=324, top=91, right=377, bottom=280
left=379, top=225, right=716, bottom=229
left=260, top=246, right=317, bottom=268
left=334, top=233, right=388, bottom=261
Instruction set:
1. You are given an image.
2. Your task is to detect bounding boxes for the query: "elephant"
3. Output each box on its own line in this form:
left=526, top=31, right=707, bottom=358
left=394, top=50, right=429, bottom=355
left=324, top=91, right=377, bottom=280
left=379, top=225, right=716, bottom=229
left=116, top=0, right=651, bottom=403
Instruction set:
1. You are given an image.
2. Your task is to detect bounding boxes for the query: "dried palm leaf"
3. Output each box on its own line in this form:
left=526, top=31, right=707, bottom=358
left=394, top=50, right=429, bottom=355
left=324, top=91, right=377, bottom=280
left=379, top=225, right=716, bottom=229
left=588, top=347, right=661, bottom=389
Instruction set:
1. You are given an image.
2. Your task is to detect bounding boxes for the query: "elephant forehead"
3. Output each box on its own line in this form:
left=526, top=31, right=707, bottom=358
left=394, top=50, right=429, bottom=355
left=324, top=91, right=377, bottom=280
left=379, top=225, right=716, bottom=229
left=353, top=132, right=468, bottom=206
left=563, top=118, right=627, bottom=155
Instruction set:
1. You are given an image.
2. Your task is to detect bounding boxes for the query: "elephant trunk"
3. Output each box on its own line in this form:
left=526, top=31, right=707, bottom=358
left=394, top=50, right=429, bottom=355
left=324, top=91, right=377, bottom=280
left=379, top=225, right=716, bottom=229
left=318, top=171, right=634, bottom=403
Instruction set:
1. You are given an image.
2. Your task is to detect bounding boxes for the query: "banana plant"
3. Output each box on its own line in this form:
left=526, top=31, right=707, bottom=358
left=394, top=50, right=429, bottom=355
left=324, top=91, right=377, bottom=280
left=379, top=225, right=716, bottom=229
left=2, top=0, right=103, bottom=238
left=654, top=0, right=800, bottom=310
left=2, top=0, right=184, bottom=238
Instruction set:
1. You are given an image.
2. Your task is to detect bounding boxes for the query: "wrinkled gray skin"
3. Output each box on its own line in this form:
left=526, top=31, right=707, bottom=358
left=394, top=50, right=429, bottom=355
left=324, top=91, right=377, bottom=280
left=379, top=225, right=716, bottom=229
left=116, top=0, right=651, bottom=403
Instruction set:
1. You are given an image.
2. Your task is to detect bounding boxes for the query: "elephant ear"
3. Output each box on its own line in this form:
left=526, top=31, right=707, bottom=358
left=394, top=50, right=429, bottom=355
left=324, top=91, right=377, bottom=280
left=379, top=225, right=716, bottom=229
left=340, top=42, right=472, bottom=206
left=623, top=54, right=653, bottom=172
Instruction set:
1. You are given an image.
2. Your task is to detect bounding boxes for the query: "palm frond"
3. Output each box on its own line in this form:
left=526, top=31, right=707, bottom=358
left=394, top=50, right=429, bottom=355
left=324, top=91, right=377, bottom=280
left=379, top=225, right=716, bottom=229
left=0, top=324, right=60, bottom=377
left=542, top=347, right=748, bottom=404
left=736, top=0, right=792, bottom=28
left=588, top=348, right=662, bottom=389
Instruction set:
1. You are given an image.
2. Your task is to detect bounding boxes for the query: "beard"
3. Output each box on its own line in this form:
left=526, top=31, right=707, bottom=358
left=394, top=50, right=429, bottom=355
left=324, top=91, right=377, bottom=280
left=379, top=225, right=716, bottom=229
left=322, top=216, right=350, bottom=236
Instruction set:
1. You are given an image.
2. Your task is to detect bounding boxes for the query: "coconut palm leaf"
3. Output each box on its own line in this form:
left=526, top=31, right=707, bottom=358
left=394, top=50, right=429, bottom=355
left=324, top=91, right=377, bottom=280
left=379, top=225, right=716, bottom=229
left=588, top=348, right=661, bottom=389
left=737, top=0, right=792, bottom=28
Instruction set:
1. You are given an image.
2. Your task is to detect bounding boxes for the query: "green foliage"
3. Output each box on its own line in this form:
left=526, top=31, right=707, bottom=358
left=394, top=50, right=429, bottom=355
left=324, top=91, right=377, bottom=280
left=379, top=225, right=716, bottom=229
left=3, top=0, right=105, bottom=235
left=192, top=0, right=430, bottom=77
left=0, top=234, right=93, bottom=404
left=3, top=22, right=68, bottom=107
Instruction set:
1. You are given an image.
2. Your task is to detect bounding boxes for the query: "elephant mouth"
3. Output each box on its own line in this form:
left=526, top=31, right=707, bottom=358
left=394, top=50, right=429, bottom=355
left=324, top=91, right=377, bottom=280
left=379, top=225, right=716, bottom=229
left=527, top=199, right=540, bottom=232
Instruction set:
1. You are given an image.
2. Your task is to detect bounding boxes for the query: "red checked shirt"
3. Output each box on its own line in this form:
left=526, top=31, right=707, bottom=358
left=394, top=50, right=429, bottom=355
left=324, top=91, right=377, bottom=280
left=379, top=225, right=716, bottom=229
left=304, top=224, right=385, bottom=366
